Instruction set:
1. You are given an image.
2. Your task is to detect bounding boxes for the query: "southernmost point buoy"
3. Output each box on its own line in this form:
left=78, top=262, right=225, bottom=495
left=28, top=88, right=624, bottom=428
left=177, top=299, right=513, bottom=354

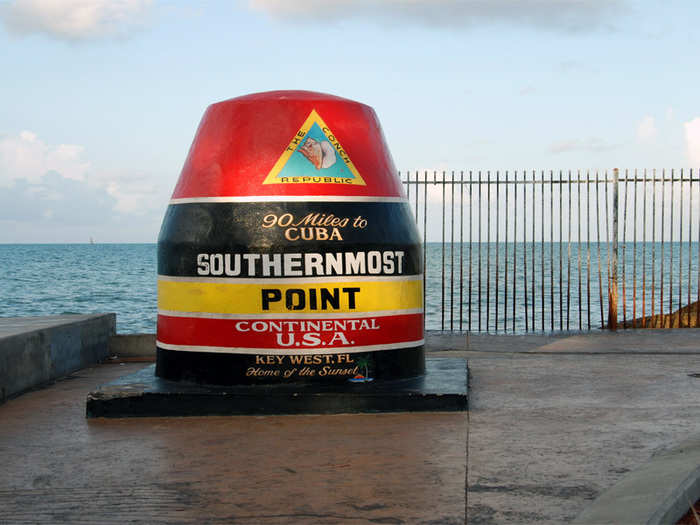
left=155, top=91, right=425, bottom=385
left=85, top=90, right=466, bottom=417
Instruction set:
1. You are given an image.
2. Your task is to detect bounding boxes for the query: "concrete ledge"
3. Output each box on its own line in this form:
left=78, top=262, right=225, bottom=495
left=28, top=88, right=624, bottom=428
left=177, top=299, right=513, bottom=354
left=106, top=331, right=467, bottom=358
left=109, top=333, right=155, bottom=357
left=573, top=436, right=700, bottom=525
left=425, top=331, right=469, bottom=351
left=0, top=314, right=115, bottom=404
left=466, top=329, right=700, bottom=354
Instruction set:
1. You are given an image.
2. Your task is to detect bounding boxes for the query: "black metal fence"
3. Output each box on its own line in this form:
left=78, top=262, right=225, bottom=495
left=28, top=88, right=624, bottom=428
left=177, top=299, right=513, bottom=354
left=401, top=169, right=700, bottom=332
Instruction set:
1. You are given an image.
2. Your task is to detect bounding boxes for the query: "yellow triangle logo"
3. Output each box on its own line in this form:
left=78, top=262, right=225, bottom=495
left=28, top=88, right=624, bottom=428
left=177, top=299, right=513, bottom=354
left=263, top=110, right=366, bottom=186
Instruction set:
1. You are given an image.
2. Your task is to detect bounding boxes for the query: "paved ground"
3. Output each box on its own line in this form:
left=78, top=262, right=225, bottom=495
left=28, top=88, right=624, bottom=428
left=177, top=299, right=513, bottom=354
left=2, top=329, right=700, bottom=524
left=466, top=353, right=700, bottom=523
left=442, top=330, right=700, bottom=524
left=0, top=362, right=467, bottom=524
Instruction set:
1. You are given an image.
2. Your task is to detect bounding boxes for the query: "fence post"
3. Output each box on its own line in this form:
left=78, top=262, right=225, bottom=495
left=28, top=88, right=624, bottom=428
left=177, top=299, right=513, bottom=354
left=608, top=168, right=619, bottom=329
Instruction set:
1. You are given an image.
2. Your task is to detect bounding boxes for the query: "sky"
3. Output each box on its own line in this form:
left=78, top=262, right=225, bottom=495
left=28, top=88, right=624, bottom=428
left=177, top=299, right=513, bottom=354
left=1, top=0, right=699, bottom=243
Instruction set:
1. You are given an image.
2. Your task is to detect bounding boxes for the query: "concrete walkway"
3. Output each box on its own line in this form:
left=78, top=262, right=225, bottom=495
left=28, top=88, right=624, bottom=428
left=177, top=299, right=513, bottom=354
left=1, top=328, right=700, bottom=523
left=461, top=331, right=700, bottom=524
left=0, top=362, right=467, bottom=524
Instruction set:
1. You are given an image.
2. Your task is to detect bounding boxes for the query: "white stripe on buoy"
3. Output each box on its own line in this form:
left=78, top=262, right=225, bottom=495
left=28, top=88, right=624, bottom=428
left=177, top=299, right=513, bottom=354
left=169, top=195, right=408, bottom=205
left=156, top=339, right=425, bottom=355
left=158, top=308, right=424, bottom=320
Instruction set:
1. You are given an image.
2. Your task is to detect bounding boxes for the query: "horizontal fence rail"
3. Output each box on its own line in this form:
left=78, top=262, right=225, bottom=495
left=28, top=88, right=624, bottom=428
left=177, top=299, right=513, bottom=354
left=401, top=169, right=700, bottom=332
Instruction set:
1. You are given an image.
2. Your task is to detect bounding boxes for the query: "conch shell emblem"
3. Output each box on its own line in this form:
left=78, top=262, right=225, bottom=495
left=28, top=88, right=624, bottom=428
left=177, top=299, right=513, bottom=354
left=299, top=137, right=337, bottom=170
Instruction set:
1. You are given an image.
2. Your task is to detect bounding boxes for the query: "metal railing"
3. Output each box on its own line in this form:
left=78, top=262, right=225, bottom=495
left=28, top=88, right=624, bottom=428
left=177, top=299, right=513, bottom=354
left=401, top=169, right=700, bottom=332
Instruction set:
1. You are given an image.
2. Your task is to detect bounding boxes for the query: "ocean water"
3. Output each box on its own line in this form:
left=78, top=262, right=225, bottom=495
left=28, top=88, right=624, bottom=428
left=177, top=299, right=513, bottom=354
left=0, top=244, right=157, bottom=333
left=1, top=242, right=698, bottom=333
left=425, top=241, right=700, bottom=332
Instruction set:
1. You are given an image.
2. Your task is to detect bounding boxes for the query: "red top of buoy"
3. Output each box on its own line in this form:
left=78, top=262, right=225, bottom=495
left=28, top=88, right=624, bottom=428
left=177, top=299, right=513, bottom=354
left=170, top=90, right=404, bottom=200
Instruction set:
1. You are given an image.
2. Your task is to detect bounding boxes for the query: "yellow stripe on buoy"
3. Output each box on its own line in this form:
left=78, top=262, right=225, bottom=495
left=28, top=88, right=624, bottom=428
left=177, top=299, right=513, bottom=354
left=158, top=278, right=423, bottom=315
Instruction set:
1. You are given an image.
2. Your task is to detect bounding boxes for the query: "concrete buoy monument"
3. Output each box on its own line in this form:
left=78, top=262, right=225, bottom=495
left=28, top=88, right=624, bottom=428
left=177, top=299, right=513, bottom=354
left=156, top=90, right=424, bottom=385
left=87, top=91, right=467, bottom=417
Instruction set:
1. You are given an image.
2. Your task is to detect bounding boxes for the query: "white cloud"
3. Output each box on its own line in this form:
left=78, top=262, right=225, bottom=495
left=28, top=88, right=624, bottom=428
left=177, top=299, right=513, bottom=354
left=685, top=117, right=700, bottom=166
left=548, top=137, right=616, bottom=154
left=249, top=0, right=625, bottom=31
left=0, top=0, right=153, bottom=41
left=556, top=60, right=584, bottom=73
left=0, top=130, right=167, bottom=219
left=636, top=115, right=656, bottom=141
left=0, top=170, right=165, bottom=242
left=0, top=130, right=90, bottom=185
left=104, top=176, right=164, bottom=214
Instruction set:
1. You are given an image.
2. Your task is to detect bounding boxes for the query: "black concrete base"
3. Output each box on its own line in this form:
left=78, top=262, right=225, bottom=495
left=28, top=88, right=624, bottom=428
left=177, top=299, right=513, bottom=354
left=86, top=358, right=468, bottom=418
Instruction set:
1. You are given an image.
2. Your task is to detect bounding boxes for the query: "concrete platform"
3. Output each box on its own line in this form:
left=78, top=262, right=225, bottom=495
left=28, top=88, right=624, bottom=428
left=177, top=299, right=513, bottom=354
left=86, top=358, right=468, bottom=417
left=3, top=327, right=700, bottom=523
